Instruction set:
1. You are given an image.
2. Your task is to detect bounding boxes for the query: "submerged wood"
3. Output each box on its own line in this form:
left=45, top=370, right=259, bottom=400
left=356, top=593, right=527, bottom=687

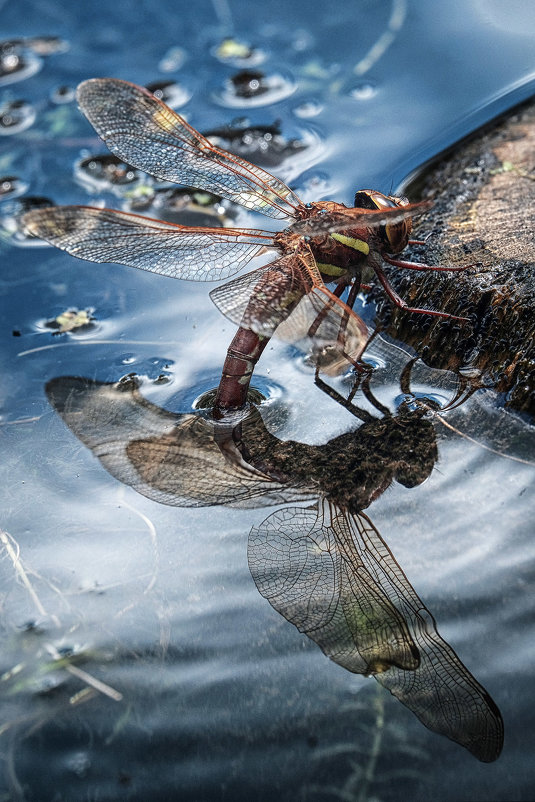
left=373, top=97, right=535, bottom=419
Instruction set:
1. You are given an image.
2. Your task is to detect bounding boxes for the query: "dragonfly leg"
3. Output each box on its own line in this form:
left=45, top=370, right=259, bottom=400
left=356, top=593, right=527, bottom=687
left=345, top=278, right=361, bottom=310
left=373, top=262, right=470, bottom=322
left=309, top=270, right=362, bottom=340
left=399, top=356, right=418, bottom=395
left=332, top=277, right=351, bottom=298
left=313, top=366, right=375, bottom=423
left=343, top=325, right=381, bottom=402
left=383, top=253, right=473, bottom=273
left=314, top=272, right=365, bottom=364
left=359, top=371, right=391, bottom=416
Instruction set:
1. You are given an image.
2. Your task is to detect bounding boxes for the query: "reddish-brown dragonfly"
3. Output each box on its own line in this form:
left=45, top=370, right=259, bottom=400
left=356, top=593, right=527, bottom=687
left=23, top=78, right=468, bottom=414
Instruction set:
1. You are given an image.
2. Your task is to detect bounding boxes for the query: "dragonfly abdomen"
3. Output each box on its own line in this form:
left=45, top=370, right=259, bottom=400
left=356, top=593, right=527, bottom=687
left=213, top=328, right=270, bottom=415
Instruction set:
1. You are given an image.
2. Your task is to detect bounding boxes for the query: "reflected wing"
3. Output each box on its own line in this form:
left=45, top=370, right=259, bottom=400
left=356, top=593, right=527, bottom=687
left=289, top=200, right=432, bottom=236
left=22, top=206, right=273, bottom=281
left=210, top=244, right=368, bottom=368
left=248, top=500, right=420, bottom=677
left=45, top=376, right=314, bottom=509
left=248, top=499, right=503, bottom=762
left=350, top=511, right=503, bottom=762
left=77, top=78, right=302, bottom=220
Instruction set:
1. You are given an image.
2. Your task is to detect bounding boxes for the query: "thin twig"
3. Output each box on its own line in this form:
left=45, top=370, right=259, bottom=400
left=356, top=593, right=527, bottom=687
left=44, top=644, right=123, bottom=702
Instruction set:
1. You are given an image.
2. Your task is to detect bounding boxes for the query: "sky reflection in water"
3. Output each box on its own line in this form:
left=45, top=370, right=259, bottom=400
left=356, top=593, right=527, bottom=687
left=0, top=1, right=534, bottom=800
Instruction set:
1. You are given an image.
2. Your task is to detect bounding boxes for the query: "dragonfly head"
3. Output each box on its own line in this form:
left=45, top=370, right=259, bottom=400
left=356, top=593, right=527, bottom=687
left=353, top=189, right=412, bottom=254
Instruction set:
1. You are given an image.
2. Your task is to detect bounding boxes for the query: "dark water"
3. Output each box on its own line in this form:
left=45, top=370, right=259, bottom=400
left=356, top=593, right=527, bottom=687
left=1, top=1, right=534, bottom=800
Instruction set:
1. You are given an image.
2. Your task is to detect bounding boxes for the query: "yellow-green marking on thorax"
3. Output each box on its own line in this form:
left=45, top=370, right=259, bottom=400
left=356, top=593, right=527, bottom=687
left=330, top=233, right=370, bottom=255
left=316, top=262, right=346, bottom=277
left=316, top=233, right=370, bottom=277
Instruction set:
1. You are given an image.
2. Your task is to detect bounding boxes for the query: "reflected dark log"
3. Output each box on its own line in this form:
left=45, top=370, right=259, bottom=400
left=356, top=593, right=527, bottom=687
left=45, top=375, right=503, bottom=762
left=377, top=98, right=535, bottom=419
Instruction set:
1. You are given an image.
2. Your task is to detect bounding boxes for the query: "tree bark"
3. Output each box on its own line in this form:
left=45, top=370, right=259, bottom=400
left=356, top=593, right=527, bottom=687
left=372, top=97, right=535, bottom=420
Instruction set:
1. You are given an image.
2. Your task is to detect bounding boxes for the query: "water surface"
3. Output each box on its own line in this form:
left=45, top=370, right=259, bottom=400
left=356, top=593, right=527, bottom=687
left=0, top=1, right=534, bottom=800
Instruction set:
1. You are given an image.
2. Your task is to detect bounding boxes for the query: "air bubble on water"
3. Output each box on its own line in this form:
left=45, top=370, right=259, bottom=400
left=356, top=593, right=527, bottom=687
left=293, top=100, right=323, bottom=119
left=51, top=85, right=76, bottom=104
left=0, top=175, right=28, bottom=199
left=146, top=80, right=191, bottom=109
left=0, top=99, right=36, bottom=135
left=0, top=49, right=42, bottom=87
left=158, top=46, right=187, bottom=72
left=214, top=71, right=296, bottom=109
left=349, top=82, right=377, bottom=101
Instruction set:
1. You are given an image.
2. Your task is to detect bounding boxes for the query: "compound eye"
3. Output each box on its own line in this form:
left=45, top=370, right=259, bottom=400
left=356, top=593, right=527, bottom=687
left=354, top=190, right=380, bottom=210
left=385, top=217, right=412, bottom=253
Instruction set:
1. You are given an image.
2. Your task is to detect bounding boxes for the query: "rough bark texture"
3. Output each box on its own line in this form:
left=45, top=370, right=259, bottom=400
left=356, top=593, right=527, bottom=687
left=372, top=97, right=535, bottom=420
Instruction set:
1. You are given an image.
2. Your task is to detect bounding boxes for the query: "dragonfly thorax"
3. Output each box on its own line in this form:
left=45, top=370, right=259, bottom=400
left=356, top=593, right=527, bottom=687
left=287, top=200, right=372, bottom=279
left=312, top=229, right=371, bottom=279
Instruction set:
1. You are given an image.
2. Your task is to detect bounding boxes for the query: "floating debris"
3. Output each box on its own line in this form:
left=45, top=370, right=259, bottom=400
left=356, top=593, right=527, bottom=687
left=0, top=175, right=28, bottom=200
left=44, top=308, right=96, bottom=335
left=212, top=37, right=264, bottom=66
left=204, top=118, right=307, bottom=167
left=0, top=40, right=41, bottom=86
left=50, top=84, right=76, bottom=104
left=74, top=153, right=143, bottom=195
left=0, top=37, right=68, bottom=87
left=145, top=79, right=191, bottom=109
left=125, top=185, right=230, bottom=226
left=0, top=99, right=36, bottom=135
left=216, top=69, right=296, bottom=108
left=230, top=69, right=269, bottom=99
left=2, top=196, right=55, bottom=246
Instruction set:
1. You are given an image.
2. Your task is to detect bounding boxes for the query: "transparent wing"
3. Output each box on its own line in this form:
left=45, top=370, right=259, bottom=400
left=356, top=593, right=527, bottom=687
left=249, top=497, right=503, bottom=762
left=349, top=510, right=503, bottom=763
left=274, top=284, right=369, bottom=373
left=22, top=205, right=274, bottom=281
left=248, top=500, right=420, bottom=677
left=289, top=200, right=432, bottom=236
left=77, top=78, right=302, bottom=220
left=210, top=244, right=368, bottom=368
left=210, top=250, right=316, bottom=337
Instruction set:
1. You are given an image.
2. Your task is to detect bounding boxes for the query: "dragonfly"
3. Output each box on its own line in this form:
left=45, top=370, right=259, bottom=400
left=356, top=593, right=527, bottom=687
left=23, top=78, right=469, bottom=414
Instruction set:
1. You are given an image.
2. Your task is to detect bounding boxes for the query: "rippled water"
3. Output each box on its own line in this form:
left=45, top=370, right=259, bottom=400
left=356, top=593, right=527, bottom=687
left=1, top=1, right=534, bottom=800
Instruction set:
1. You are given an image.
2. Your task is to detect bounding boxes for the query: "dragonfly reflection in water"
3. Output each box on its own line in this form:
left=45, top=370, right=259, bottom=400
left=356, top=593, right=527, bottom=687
left=23, top=78, right=470, bottom=415
left=44, top=366, right=503, bottom=763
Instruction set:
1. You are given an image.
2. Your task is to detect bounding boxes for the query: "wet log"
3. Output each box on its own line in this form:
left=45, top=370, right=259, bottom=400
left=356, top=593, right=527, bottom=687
left=372, top=97, right=535, bottom=420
